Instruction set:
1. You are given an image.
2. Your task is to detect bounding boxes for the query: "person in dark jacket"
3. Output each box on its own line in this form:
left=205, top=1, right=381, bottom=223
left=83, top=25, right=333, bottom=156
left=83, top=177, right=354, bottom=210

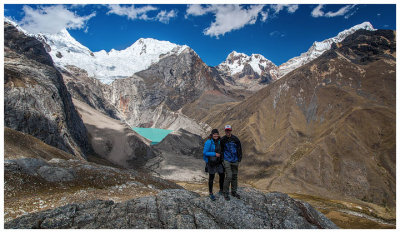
left=220, top=125, right=242, bottom=200
left=203, top=129, right=224, bottom=201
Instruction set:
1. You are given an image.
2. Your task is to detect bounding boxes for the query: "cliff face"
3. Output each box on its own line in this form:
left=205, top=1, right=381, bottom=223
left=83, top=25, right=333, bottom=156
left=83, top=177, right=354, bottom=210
left=60, top=65, right=123, bottom=121
left=203, top=29, right=396, bottom=208
left=4, top=22, right=90, bottom=159
left=5, top=187, right=338, bottom=229
left=101, top=48, right=220, bottom=136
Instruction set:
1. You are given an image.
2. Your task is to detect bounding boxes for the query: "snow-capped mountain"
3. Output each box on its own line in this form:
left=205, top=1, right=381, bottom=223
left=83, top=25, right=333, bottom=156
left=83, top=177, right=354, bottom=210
left=218, top=51, right=277, bottom=76
left=278, top=22, right=376, bottom=78
left=39, top=33, right=189, bottom=84
left=6, top=18, right=189, bottom=84
left=216, top=51, right=278, bottom=90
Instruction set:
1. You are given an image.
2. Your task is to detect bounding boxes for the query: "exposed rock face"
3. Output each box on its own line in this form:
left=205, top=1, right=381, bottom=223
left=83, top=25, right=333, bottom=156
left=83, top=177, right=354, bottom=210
left=60, top=65, right=123, bottom=121
left=104, top=48, right=218, bottom=136
left=5, top=187, right=338, bottom=229
left=203, top=29, right=396, bottom=208
left=4, top=22, right=90, bottom=159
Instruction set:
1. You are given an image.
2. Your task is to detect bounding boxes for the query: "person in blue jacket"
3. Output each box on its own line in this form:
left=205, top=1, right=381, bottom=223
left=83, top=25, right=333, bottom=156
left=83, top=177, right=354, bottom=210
left=203, top=128, right=225, bottom=201
left=220, top=125, right=242, bottom=201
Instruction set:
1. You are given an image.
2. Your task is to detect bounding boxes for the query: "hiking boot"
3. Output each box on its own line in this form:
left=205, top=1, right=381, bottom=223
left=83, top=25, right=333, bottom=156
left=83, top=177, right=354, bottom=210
left=209, top=194, right=216, bottom=201
left=223, top=193, right=230, bottom=201
left=231, top=192, right=241, bottom=199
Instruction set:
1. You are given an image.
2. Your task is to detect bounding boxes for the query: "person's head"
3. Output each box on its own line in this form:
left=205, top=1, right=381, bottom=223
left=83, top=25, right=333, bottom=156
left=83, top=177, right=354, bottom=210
left=224, top=125, right=232, bottom=137
left=211, top=128, right=219, bottom=140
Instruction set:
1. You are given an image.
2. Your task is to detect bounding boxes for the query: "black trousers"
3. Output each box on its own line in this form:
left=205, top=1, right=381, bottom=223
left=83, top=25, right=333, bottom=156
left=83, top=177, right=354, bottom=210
left=209, top=172, right=225, bottom=194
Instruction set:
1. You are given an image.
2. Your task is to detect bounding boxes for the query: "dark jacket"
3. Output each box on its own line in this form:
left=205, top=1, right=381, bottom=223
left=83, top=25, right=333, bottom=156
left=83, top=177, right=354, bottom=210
left=220, top=135, right=242, bottom=163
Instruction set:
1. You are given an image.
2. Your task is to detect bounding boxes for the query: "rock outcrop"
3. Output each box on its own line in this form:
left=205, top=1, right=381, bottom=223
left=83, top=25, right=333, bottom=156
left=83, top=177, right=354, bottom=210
left=4, top=22, right=90, bottom=159
left=5, top=187, right=338, bottom=229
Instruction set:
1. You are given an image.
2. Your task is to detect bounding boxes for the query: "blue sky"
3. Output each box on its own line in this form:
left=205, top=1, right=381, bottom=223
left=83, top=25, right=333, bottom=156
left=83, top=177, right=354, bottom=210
left=4, top=4, right=396, bottom=66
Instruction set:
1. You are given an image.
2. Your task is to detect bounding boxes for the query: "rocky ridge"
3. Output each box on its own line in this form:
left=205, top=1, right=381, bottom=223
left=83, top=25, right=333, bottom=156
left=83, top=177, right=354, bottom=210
left=5, top=187, right=338, bottom=229
left=278, top=22, right=375, bottom=77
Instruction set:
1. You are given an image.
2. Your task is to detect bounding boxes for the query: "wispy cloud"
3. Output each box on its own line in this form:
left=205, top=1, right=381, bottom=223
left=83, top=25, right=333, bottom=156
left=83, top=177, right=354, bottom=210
left=271, top=4, right=299, bottom=15
left=106, top=5, right=177, bottom=24
left=186, top=4, right=299, bottom=38
left=186, top=4, right=267, bottom=38
left=311, top=4, right=356, bottom=18
left=185, top=4, right=213, bottom=17
left=106, top=5, right=157, bottom=20
left=18, top=5, right=95, bottom=34
left=156, top=10, right=178, bottom=24
left=269, top=31, right=285, bottom=38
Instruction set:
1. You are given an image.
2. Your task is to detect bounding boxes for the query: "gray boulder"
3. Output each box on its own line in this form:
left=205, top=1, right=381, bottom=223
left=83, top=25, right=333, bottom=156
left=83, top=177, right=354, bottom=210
left=37, top=166, right=76, bottom=182
left=5, top=188, right=338, bottom=229
left=12, top=158, right=49, bottom=175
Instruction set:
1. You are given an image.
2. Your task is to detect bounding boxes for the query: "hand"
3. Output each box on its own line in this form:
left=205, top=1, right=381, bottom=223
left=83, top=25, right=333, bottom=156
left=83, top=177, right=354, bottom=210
left=216, top=153, right=220, bottom=157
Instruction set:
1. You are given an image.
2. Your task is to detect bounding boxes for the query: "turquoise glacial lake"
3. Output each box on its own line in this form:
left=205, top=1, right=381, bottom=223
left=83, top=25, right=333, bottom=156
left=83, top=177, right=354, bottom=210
left=133, top=127, right=173, bottom=145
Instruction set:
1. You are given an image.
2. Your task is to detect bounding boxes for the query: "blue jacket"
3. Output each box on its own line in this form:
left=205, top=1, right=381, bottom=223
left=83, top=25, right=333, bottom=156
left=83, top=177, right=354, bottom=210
left=221, top=135, right=242, bottom=163
left=203, top=139, right=220, bottom=163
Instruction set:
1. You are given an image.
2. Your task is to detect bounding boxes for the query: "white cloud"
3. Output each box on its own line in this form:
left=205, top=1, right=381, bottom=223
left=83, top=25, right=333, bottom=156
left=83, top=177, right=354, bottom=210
left=260, top=11, right=269, bottom=22
left=106, top=5, right=157, bottom=20
left=185, top=4, right=213, bottom=17
left=271, top=4, right=299, bottom=14
left=18, top=5, right=95, bottom=34
left=106, top=5, right=177, bottom=24
left=311, top=4, right=356, bottom=18
left=186, top=4, right=267, bottom=38
left=156, top=10, right=177, bottom=23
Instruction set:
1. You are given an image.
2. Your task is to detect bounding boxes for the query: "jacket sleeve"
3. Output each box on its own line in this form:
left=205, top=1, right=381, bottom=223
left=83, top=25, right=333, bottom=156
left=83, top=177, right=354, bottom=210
left=236, top=137, right=243, bottom=162
left=203, top=140, right=216, bottom=157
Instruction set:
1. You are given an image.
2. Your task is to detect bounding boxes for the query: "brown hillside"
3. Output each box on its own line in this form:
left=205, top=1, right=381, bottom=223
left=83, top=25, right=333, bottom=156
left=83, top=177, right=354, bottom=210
left=203, top=29, right=396, bottom=210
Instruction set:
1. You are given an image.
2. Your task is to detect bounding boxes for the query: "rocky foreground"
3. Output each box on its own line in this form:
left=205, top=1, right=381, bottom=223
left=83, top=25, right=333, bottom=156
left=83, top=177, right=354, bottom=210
left=5, top=187, right=338, bottom=229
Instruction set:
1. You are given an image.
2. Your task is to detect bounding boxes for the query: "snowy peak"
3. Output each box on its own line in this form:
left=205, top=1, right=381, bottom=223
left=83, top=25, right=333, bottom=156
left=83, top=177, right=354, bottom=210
left=218, top=51, right=277, bottom=76
left=278, top=22, right=376, bottom=78
left=40, top=33, right=190, bottom=84
left=5, top=18, right=190, bottom=84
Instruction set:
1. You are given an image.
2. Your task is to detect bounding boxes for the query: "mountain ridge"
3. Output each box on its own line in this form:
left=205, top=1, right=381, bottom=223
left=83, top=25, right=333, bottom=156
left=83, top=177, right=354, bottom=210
left=7, top=17, right=376, bottom=87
